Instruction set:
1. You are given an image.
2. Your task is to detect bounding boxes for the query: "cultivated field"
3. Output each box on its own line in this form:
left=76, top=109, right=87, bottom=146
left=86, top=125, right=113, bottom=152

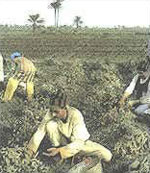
left=0, top=26, right=149, bottom=173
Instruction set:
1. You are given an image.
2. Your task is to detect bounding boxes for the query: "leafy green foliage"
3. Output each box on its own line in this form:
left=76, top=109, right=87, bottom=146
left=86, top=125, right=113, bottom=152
left=0, top=27, right=150, bottom=172
left=0, top=147, right=54, bottom=173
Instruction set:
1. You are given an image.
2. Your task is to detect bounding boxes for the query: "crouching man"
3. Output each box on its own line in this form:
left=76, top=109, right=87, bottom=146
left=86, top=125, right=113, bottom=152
left=3, top=52, right=36, bottom=102
left=27, top=91, right=112, bottom=165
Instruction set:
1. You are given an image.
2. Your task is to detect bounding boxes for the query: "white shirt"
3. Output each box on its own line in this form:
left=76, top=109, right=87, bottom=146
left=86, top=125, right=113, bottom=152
left=0, top=53, right=4, bottom=82
left=28, top=106, right=90, bottom=154
left=125, top=74, right=150, bottom=98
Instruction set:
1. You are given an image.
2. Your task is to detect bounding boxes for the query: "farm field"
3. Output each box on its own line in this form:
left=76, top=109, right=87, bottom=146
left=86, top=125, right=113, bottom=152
left=0, top=26, right=150, bottom=173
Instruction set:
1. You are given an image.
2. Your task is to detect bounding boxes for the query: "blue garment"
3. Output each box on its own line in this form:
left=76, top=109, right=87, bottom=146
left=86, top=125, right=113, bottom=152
left=133, top=104, right=149, bottom=116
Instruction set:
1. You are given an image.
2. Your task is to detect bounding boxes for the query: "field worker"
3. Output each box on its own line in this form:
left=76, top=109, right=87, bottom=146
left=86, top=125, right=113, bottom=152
left=3, top=52, right=36, bottom=102
left=0, top=52, right=4, bottom=88
left=119, top=59, right=150, bottom=116
left=27, top=91, right=112, bottom=165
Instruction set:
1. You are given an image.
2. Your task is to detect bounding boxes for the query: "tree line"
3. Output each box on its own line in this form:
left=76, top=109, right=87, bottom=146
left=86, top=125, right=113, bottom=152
left=28, top=0, right=83, bottom=32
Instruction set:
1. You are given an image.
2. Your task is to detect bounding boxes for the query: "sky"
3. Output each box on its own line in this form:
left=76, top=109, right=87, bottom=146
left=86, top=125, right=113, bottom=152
left=0, top=0, right=150, bottom=27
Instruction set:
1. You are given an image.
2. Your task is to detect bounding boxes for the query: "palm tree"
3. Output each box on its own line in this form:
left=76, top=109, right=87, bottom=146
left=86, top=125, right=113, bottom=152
left=73, top=16, right=83, bottom=28
left=28, top=14, right=44, bottom=32
left=48, top=0, right=64, bottom=27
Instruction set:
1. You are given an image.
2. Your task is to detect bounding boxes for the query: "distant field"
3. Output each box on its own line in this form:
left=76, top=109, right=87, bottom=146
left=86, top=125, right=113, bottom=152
left=0, top=26, right=148, bottom=63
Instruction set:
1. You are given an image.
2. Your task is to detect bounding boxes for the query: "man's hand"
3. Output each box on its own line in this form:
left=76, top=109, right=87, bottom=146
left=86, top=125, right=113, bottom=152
left=47, top=147, right=60, bottom=157
left=25, top=148, right=35, bottom=159
left=118, top=92, right=131, bottom=108
left=118, top=98, right=126, bottom=108
left=128, top=100, right=140, bottom=109
left=140, top=97, right=150, bottom=104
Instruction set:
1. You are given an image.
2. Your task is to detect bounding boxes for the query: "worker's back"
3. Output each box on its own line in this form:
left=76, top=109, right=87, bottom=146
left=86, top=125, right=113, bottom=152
left=20, top=57, right=36, bottom=73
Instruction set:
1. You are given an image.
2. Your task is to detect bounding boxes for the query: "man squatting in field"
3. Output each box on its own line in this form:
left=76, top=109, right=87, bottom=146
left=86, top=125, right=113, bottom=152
left=3, top=52, right=36, bottom=102
left=27, top=91, right=112, bottom=166
left=119, top=59, right=150, bottom=116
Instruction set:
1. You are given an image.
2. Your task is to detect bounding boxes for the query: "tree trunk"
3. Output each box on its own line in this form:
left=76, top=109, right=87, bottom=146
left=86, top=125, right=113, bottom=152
left=54, top=8, right=57, bottom=27
left=33, top=23, right=36, bottom=33
left=56, top=8, right=59, bottom=27
left=77, top=21, right=79, bottom=28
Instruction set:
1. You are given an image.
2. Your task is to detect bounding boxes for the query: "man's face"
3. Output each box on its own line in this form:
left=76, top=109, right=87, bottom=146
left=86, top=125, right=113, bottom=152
left=51, top=106, right=67, bottom=120
left=138, top=70, right=148, bottom=79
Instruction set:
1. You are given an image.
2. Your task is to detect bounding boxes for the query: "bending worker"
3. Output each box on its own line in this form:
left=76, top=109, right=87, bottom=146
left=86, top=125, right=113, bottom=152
left=27, top=91, right=112, bottom=165
left=119, top=60, right=150, bottom=116
left=3, top=52, right=36, bottom=101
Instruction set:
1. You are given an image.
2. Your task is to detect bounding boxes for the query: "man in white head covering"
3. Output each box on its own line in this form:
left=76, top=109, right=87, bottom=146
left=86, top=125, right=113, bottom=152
left=0, top=52, right=4, bottom=83
left=119, top=58, right=150, bottom=116
left=0, top=52, right=4, bottom=92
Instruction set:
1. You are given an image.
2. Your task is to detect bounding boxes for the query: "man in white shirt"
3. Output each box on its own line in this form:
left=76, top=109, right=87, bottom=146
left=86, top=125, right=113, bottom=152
left=0, top=52, right=4, bottom=91
left=0, top=53, right=4, bottom=83
left=119, top=60, right=150, bottom=116
left=27, top=91, right=112, bottom=164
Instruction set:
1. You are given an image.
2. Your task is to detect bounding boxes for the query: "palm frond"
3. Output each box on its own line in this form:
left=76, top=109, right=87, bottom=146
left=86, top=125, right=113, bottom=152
left=37, top=19, right=45, bottom=24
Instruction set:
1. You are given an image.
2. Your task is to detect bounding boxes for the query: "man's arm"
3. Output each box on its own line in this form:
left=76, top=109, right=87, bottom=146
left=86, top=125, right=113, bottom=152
left=125, top=74, right=139, bottom=95
left=27, top=110, right=53, bottom=156
left=119, top=74, right=139, bottom=107
left=12, top=63, right=21, bottom=78
left=59, top=110, right=90, bottom=159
